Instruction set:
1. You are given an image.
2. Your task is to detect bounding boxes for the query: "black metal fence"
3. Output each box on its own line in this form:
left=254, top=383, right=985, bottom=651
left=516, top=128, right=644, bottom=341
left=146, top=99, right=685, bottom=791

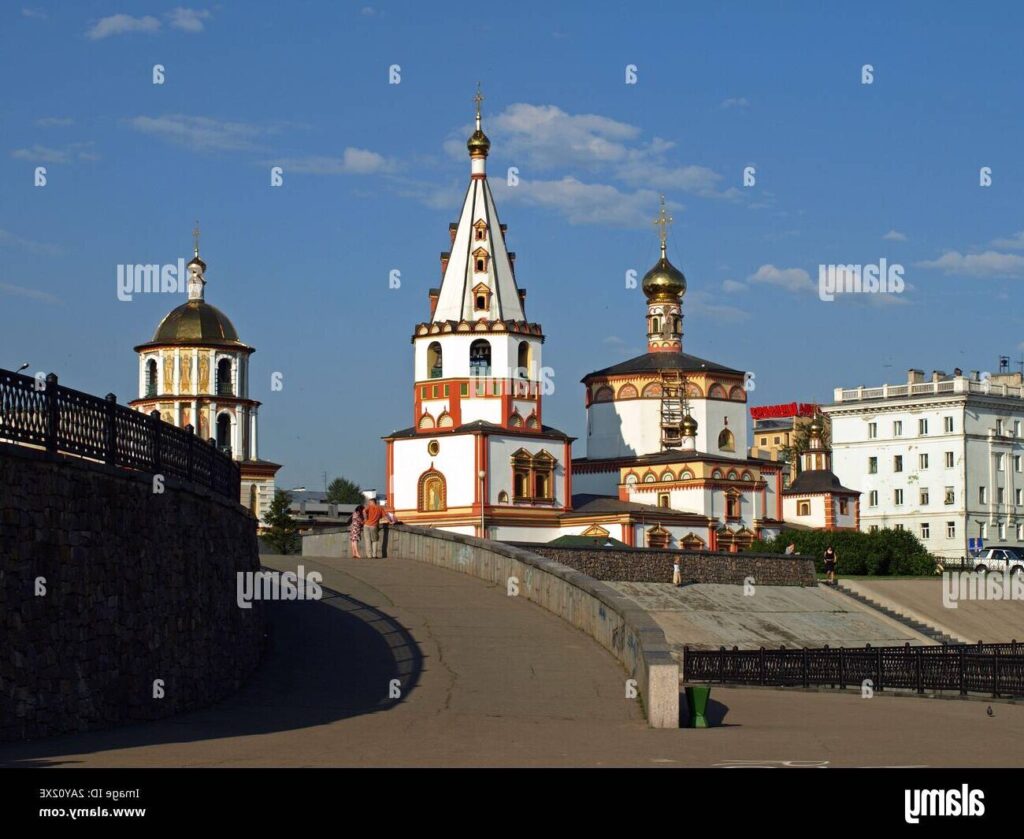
left=0, top=368, right=240, bottom=502
left=684, top=641, right=1024, bottom=698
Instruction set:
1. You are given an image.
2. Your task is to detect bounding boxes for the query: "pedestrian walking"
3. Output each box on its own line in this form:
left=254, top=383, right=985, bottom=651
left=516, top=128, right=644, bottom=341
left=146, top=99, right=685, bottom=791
left=823, top=545, right=837, bottom=585
left=672, top=558, right=682, bottom=587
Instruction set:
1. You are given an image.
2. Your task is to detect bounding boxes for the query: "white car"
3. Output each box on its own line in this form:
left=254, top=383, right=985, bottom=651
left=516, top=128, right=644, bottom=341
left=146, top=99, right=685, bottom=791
left=971, top=547, right=1024, bottom=575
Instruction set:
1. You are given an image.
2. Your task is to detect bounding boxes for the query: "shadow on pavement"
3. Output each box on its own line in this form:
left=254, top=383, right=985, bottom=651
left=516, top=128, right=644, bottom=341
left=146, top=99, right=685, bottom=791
left=0, top=585, right=423, bottom=767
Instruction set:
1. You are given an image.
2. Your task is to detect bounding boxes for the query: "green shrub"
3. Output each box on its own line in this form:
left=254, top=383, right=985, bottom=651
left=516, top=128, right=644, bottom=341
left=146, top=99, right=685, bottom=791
left=747, top=527, right=939, bottom=576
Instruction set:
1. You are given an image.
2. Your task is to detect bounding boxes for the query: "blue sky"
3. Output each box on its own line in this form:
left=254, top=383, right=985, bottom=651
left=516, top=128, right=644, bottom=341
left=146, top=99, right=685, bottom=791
left=3, top=1, right=1024, bottom=492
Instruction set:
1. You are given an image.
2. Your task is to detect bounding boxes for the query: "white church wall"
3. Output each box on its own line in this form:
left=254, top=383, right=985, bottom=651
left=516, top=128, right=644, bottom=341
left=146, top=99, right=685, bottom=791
left=586, top=400, right=663, bottom=458
left=391, top=434, right=478, bottom=510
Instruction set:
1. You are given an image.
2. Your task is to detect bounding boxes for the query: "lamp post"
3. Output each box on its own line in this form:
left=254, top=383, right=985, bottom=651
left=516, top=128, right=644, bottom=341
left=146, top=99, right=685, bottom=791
left=16, top=362, right=30, bottom=373
left=479, top=469, right=487, bottom=538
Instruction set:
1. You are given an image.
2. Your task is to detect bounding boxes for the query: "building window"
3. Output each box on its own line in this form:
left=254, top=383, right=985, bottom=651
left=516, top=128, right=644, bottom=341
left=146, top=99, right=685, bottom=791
left=498, top=490, right=509, bottom=503
left=839, top=498, right=849, bottom=515
left=646, top=525, right=670, bottom=549
left=145, top=358, right=158, bottom=397
left=517, top=341, right=531, bottom=377
left=1018, top=523, right=1024, bottom=540
left=895, top=524, right=904, bottom=531
left=981, top=523, right=988, bottom=539
left=1016, top=455, right=1023, bottom=473
left=919, top=453, right=929, bottom=469
left=997, top=453, right=1006, bottom=471
left=869, top=525, right=879, bottom=533
left=511, top=449, right=556, bottom=502
left=944, top=487, right=955, bottom=505
left=894, top=455, right=903, bottom=472
left=797, top=499, right=811, bottom=516
left=1016, top=420, right=1022, bottom=438
left=944, top=416, right=954, bottom=433
left=920, top=488, right=930, bottom=505
left=868, top=422, right=877, bottom=439
left=427, top=342, right=443, bottom=378
left=658, top=493, right=670, bottom=508
left=998, top=487, right=1005, bottom=504
left=418, top=470, right=447, bottom=512
left=469, top=339, right=491, bottom=376
left=216, top=413, right=231, bottom=451
left=919, top=418, right=928, bottom=435
left=427, top=439, right=440, bottom=456
left=980, top=486, right=988, bottom=504
left=216, top=358, right=233, bottom=396
left=894, top=488, right=904, bottom=505
left=997, top=419, right=1005, bottom=436
left=921, top=522, right=930, bottom=539
left=1000, top=523, right=1007, bottom=540
left=726, top=492, right=741, bottom=519
left=894, top=421, right=903, bottom=437
left=868, top=457, right=878, bottom=474
left=718, top=428, right=736, bottom=452
left=947, top=521, right=956, bottom=538
left=1017, top=488, right=1023, bottom=506
left=774, top=436, right=780, bottom=445
left=474, top=220, right=487, bottom=241
left=472, top=247, right=489, bottom=273
left=513, top=469, right=530, bottom=499
left=760, top=437, right=767, bottom=446
left=945, top=451, right=954, bottom=468
left=869, top=490, right=878, bottom=507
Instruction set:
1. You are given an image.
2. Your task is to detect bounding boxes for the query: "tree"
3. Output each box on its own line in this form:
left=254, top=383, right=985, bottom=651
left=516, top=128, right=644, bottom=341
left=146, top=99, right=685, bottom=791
left=325, top=476, right=363, bottom=504
left=263, top=489, right=301, bottom=554
left=749, top=527, right=937, bottom=576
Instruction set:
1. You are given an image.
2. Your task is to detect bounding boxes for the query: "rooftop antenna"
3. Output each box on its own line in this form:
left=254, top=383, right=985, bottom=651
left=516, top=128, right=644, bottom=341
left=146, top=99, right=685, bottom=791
left=999, top=355, right=1010, bottom=374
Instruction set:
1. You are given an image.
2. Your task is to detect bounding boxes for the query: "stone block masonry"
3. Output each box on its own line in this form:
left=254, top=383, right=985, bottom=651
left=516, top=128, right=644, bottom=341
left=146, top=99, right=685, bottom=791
left=0, top=442, right=265, bottom=741
left=510, top=544, right=816, bottom=587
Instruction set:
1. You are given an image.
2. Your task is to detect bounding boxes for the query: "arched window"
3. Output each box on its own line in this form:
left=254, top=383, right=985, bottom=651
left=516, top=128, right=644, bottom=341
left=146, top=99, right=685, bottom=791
left=517, top=341, right=531, bottom=377
left=216, top=413, right=232, bottom=452
left=680, top=470, right=694, bottom=480
left=498, top=490, right=509, bottom=503
left=641, top=382, right=663, bottom=398
left=593, top=386, right=614, bottom=403
left=646, top=525, right=670, bottom=549
left=509, top=410, right=524, bottom=428
left=427, top=342, right=443, bottom=379
left=673, top=316, right=681, bottom=333
left=625, top=472, right=639, bottom=485
left=249, top=484, right=259, bottom=519
left=418, top=470, right=447, bottom=512
left=725, top=492, right=741, bottom=520
left=651, top=316, right=662, bottom=334
left=470, top=339, right=491, bottom=376
left=643, top=471, right=657, bottom=483
left=618, top=383, right=638, bottom=399
left=729, top=385, right=746, bottom=401
left=526, top=414, right=540, bottom=429
left=660, top=470, right=675, bottom=482
left=437, top=410, right=454, bottom=428
left=217, top=358, right=233, bottom=396
left=533, top=450, right=555, bottom=500
left=418, top=412, right=435, bottom=429
left=708, top=383, right=727, bottom=399
left=145, top=358, right=158, bottom=397
left=718, top=428, right=736, bottom=452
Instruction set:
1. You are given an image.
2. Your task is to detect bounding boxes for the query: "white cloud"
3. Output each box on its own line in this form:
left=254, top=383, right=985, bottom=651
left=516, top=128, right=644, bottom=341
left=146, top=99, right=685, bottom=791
left=167, top=7, right=211, bottom=32
left=719, top=97, right=749, bottom=109
left=128, top=115, right=266, bottom=152
left=687, top=291, right=750, bottom=323
left=0, top=229, right=60, bottom=255
left=86, top=14, right=161, bottom=40
left=882, top=229, right=907, bottom=241
left=0, top=282, right=61, bottom=304
left=991, top=230, right=1024, bottom=250
left=11, top=143, right=98, bottom=164
left=21, top=8, right=47, bottom=19
left=34, top=116, right=74, bottom=127
left=721, top=279, right=747, bottom=293
left=748, top=264, right=815, bottom=293
left=495, top=177, right=662, bottom=227
left=917, top=250, right=1024, bottom=278
left=274, top=147, right=395, bottom=175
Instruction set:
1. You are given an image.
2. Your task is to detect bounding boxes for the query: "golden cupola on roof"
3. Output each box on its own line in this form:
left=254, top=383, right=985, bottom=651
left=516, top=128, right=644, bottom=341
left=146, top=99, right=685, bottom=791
left=642, top=254, right=687, bottom=302
left=150, top=300, right=243, bottom=347
left=681, top=413, right=699, bottom=436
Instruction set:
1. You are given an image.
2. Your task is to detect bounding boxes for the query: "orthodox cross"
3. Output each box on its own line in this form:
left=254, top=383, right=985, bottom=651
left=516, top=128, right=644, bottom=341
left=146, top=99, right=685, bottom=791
left=653, top=195, right=672, bottom=255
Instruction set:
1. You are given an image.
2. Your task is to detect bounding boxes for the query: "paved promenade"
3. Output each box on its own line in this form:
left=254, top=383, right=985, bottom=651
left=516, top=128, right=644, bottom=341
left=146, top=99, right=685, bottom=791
left=2, top=555, right=1023, bottom=767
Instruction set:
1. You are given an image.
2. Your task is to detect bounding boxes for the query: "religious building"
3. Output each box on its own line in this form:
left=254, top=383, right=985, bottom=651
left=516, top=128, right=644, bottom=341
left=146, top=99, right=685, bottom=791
left=383, top=91, right=787, bottom=549
left=129, top=231, right=281, bottom=526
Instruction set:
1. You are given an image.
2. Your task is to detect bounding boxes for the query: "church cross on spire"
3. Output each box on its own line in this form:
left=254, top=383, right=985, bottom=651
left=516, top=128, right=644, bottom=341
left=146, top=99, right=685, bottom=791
left=192, top=219, right=201, bottom=258
left=474, top=82, right=484, bottom=130
left=653, top=195, right=672, bottom=258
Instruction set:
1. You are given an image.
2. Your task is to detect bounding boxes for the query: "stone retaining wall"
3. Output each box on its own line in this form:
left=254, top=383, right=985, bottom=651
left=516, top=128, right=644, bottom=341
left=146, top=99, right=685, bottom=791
left=0, top=442, right=265, bottom=741
left=510, top=544, right=816, bottom=587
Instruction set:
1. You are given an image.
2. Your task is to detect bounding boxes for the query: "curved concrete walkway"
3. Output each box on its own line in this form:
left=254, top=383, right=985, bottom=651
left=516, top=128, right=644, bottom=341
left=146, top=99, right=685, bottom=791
left=3, top=554, right=1024, bottom=767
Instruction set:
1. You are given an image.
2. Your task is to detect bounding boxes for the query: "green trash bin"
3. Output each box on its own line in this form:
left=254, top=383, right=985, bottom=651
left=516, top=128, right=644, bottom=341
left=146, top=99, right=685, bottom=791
left=685, top=684, right=711, bottom=728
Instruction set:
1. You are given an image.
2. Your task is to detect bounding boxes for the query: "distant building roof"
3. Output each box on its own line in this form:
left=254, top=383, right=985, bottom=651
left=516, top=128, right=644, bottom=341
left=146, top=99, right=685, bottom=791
left=384, top=420, right=574, bottom=442
left=783, top=469, right=859, bottom=496
left=546, top=534, right=630, bottom=548
left=582, top=351, right=743, bottom=381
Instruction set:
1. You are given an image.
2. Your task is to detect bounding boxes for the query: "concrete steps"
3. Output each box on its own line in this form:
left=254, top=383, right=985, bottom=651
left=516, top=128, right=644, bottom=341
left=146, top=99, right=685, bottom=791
left=831, top=582, right=960, bottom=645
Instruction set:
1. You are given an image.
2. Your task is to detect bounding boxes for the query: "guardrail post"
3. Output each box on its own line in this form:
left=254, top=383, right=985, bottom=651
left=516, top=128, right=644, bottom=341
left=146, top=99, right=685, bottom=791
left=993, top=648, right=1000, bottom=698
left=838, top=646, right=845, bottom=690
left=759, top=646, right=766, bottom=685
left=802, top=648, right=809, bottom=688
left=915, top=644, right=923, bottom=694
left=184, top=424, right=194, bottom=482
left=103, top=393, right=117, bottom=464
left=150, top=410, right=162, bottom=473
left=44, top=373, right=59, bottom=452
left=959, top=646, right=966, bottom=695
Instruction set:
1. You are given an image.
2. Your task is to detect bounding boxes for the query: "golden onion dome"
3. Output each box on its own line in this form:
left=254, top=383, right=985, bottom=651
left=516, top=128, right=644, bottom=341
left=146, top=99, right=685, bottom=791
left=147, top=300, right=244, bottom=347
left=808, top=415, right=824, bottom=437
left=467, top=128, right=491, bottom=156
left=682, top=414, right=699, bottom=435
left=642, top=255, right=687, bottom=301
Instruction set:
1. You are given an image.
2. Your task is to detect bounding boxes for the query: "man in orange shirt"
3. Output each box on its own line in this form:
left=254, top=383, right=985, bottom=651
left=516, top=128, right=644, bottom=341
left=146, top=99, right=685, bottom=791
left=363, top=498, right=389, bottom=558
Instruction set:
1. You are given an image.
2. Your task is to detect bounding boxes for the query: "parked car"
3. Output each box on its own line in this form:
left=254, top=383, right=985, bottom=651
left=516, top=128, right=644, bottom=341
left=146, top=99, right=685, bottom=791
left=970, top=547, right=1024, bottom=575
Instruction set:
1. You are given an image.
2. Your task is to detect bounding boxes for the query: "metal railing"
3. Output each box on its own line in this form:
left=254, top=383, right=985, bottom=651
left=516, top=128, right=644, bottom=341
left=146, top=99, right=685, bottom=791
left=684, top=640, right=1024, bottom=698
left=0, top=368, right=240, bottom=501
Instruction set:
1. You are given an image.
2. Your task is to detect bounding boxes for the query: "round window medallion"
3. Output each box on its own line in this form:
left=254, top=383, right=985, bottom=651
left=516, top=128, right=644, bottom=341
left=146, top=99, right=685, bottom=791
left=427, top=439, right=440, bottom=456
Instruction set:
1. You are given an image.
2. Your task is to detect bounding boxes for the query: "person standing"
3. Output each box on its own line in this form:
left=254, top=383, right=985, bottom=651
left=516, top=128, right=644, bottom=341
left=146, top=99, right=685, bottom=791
left=823, top=545, right=837, bottom=586
left=363, top=498, right=388, bottom=558
left=672, top=558, right=682, bottom=587
left=348, top=504, right=365, bottom=559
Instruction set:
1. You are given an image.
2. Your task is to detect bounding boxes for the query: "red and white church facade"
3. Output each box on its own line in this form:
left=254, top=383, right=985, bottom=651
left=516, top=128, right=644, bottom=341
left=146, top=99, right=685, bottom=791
left=384, top=95, right=787, bottom=549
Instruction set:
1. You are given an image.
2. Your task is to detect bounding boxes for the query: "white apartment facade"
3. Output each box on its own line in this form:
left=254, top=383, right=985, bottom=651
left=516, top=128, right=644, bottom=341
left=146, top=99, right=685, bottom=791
left=824, top=368, right=1024, bottom=559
